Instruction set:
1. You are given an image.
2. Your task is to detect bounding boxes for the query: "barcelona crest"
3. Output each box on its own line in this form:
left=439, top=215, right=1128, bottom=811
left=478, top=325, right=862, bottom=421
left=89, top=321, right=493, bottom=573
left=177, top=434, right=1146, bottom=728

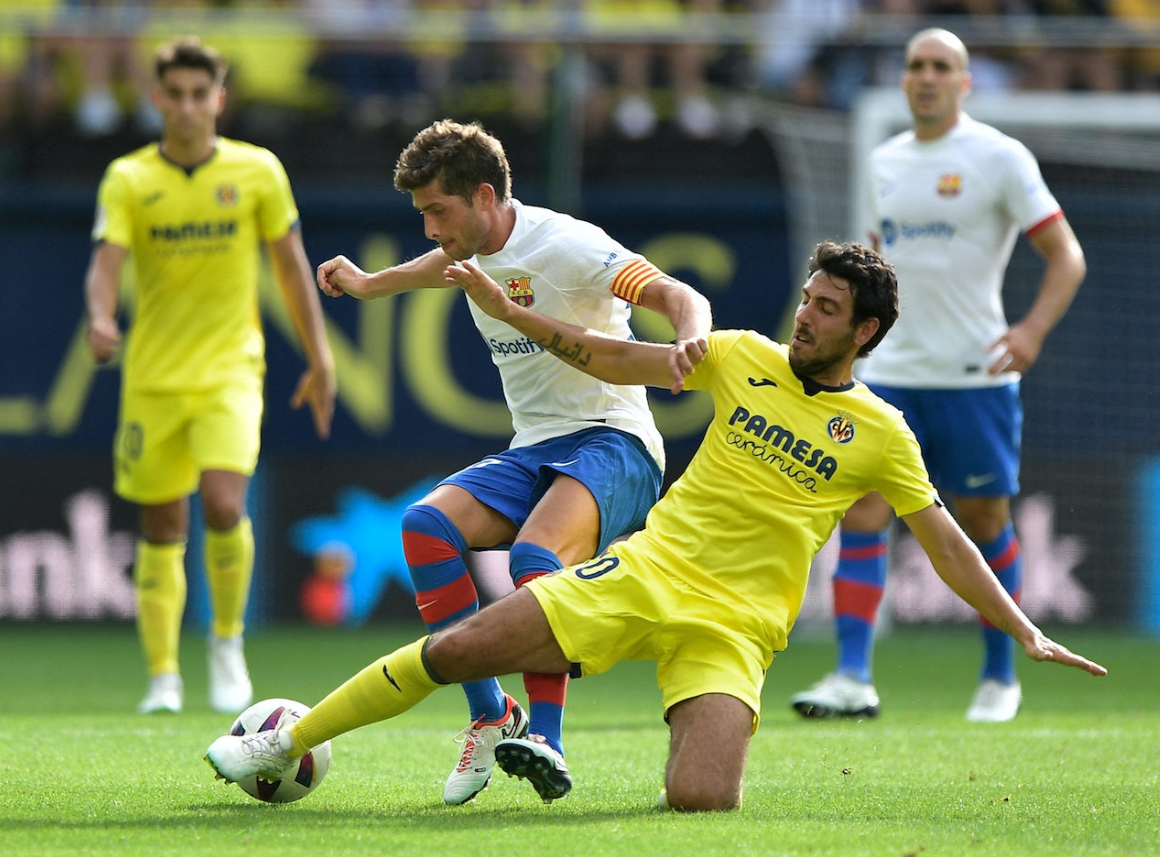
left=216, top=183, right=240, bottom=207
left=937, top=174, right=961, bottom=198
left=827, top=415, right=855, bottom=444
left=506, top=276, right=535, bottom=307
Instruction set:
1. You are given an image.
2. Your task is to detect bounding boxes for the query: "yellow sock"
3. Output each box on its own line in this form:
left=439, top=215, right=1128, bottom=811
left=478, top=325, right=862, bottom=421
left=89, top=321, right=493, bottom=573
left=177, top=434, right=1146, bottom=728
left=289, top=638, right=443, bottom=756
left=205, top=517, right=254, bottom=639
left=135, top=540, right=187, bottom=676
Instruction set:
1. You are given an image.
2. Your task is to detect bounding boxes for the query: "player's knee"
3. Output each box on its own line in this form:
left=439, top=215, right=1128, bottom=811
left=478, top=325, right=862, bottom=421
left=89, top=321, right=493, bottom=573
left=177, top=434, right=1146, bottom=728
left=201, top=498, right=243, bottom=531
left=959, top=511, right=1009, bottom=543
left=664, top=778, right=743, bottom=813
left=424, top=622, right=486, bottom=683
left=401, top=503, right=464, bottom=566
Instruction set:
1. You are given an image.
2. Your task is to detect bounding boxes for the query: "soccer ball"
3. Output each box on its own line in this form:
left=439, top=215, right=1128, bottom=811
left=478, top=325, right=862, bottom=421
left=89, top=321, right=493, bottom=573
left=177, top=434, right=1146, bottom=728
left=228, top=697, right=332, bottom=803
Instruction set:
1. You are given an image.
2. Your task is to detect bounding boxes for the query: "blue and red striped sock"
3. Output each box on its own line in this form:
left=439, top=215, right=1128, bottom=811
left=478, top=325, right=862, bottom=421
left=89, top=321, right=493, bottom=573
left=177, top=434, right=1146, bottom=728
left=977, top=522, right=1022, bottom=685
left=510, top=542, right=566, bottom=756
left=833, top=529, right=889, bottom=683
left=401, top=504, right=505, bottom=722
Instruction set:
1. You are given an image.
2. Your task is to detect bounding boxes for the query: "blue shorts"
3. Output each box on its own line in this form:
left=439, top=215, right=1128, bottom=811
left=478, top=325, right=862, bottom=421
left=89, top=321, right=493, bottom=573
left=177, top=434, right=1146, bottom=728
left=439, top=427, right=663, bottom=552
left=868, top=383, right=1022, bottom=498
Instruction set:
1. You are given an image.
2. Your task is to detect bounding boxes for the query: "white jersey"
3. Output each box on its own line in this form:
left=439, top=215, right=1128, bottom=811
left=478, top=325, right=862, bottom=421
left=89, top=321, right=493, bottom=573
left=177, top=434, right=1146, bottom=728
left=468, top=199, right=666, bottom=470
left=858, top=113, right=1062, bottom=389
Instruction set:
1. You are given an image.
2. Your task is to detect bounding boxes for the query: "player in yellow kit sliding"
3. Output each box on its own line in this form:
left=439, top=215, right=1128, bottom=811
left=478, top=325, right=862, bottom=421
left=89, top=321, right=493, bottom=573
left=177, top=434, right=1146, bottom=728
left=205, top=241, right=1104, bottom=811
left=85, top=37, right=335, bottom=714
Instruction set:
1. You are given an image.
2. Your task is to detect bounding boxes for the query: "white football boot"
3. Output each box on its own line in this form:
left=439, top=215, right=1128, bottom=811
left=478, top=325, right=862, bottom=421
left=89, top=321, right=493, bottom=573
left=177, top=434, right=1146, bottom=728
left=442, top=694, right=529, bottom=805
left=208, top=634, right=253, bottom=713
left=966, top=679, right=1022, bottom=722
left=205, top=708, right=299, bottom=783
left=138, top=672, right=183, bottom=714
left=790, top=672, right=881, bottom=719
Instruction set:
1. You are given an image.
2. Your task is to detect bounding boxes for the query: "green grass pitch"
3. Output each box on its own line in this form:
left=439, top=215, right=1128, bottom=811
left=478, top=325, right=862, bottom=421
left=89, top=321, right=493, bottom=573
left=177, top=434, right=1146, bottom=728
left=0, top=622, right=1156, bottom=857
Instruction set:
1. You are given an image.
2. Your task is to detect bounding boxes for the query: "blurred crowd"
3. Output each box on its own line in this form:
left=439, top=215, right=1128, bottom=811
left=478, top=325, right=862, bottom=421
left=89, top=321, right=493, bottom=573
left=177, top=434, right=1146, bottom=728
left=1, top=0, right=1158, bottom=150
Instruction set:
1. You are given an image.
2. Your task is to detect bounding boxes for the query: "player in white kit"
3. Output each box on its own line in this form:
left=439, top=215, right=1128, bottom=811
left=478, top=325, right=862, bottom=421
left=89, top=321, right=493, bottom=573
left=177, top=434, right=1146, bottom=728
left=790, top=29, right=1087, bottom=723
left=316, top=119, right=712, bottom=803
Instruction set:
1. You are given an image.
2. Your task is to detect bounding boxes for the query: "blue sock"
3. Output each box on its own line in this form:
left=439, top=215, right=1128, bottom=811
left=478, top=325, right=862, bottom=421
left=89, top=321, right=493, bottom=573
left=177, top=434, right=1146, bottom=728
left=401, top=504, right=505, bottom=722
left=977, top=523, right=1022, bottom=685
left=833, top=529, right=889, bottom=683
left=509, top=542, right=562, bottom=587
left=510, top=542, right=567, bottom=755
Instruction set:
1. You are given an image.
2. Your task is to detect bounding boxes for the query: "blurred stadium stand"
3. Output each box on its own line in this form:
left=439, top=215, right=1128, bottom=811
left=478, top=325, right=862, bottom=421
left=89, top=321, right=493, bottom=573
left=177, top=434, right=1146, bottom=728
left=3, top=3, right=1159, bottom=632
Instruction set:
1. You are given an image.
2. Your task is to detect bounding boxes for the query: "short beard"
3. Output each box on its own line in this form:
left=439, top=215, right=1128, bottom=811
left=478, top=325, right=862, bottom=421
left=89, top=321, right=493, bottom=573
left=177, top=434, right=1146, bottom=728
left=789, top=331, right=857, bottom=380
left=788, top=351, right=838, bottom=379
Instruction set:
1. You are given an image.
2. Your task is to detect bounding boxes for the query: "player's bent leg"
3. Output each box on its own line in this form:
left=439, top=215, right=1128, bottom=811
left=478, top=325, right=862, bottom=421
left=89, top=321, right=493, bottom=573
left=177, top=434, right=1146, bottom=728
left=425, top=588, right=571, bottom=681
left=663, top=693, right=753, bottom=812
left=402, top=498, right=512, bottom=803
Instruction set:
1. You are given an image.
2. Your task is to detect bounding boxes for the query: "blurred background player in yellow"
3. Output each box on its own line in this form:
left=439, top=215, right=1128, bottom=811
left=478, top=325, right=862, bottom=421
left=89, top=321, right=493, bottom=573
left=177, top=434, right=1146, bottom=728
left=83, top=36, right=336, bottom=715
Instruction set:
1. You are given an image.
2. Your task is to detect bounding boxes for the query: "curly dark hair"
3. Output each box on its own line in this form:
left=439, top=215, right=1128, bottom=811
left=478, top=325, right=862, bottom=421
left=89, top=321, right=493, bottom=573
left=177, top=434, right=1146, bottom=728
left=807, top=241, right=899, bottom=357
left=394, top=119, right=512, bottom=205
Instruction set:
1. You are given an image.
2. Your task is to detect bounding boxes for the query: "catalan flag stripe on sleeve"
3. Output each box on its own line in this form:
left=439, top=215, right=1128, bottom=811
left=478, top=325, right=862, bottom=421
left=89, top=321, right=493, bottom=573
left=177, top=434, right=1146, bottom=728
left=610, top=260, right=664, bottom=304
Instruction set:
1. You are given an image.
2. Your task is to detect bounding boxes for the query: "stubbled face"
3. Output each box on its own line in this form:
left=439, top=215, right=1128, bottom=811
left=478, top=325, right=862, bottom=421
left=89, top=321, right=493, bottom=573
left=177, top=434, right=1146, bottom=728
left=410, top=181, right=494, bottom=260
left=789, top=270, right=864, bottom=381
left=155, top=67, right=223, bottom=146
left=902, top=34, right=970, bottom=138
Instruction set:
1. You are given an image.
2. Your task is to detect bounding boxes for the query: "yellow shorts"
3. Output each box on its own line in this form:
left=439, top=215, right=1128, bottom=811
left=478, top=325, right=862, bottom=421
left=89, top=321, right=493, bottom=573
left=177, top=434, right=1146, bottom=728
left=526, top=541, right=771, bottom=730
left=114, top=380, right=263, bottom=504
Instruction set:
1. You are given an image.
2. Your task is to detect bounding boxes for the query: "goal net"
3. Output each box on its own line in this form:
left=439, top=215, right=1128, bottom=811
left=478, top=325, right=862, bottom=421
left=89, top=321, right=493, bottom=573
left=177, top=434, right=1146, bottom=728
left=759, top=89, right=1160, bottom=632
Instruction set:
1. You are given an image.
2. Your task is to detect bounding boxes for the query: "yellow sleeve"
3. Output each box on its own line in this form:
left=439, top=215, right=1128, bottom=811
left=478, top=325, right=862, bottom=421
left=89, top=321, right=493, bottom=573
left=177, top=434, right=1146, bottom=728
left=255, top=152, right=300, bottom=243
left=683, top=329, right=746, bottom=392
left=875, top=418, right=939, bottom=517
left=93, top=162, right=133, bottom=248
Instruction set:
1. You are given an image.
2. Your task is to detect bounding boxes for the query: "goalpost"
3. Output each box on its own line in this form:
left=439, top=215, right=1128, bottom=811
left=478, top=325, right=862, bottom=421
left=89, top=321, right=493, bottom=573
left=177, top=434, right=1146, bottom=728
left=760, top=89, right=1160, bottom=632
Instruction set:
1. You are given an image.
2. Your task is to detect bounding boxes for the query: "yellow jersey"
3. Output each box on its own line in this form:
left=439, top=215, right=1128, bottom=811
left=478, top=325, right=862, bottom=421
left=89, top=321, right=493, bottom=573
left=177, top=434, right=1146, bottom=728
left=92, top=137, right=300, bottom=393
left=623, top=329, right=938, bottom=652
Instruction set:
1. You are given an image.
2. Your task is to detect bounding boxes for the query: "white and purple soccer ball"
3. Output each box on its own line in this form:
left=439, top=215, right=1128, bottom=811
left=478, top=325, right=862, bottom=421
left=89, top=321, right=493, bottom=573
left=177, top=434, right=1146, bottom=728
left=228, top=698, right=332, bottom=803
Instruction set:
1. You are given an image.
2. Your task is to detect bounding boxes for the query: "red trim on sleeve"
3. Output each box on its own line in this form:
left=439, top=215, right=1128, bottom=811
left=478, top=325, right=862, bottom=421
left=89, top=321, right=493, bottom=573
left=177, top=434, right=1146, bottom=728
left=1025, top=210, right=1063, bottom=237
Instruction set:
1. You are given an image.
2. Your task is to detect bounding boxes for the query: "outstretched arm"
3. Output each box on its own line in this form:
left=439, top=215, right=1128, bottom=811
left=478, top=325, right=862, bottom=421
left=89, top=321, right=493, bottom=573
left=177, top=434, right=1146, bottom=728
left=901, top=503, right=1106, bottom=676
left=317, top=247, right=454, bottom=300
left=447, top=260, right=706, bottom=392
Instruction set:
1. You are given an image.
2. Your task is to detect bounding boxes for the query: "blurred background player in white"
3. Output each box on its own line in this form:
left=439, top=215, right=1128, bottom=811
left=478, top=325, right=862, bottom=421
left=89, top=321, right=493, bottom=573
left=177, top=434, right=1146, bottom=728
left=315, top=119, right=711, bottom=804
left=790, top=28, right=1086, bottom=724
left=84, top=37, right=336, bottom=716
